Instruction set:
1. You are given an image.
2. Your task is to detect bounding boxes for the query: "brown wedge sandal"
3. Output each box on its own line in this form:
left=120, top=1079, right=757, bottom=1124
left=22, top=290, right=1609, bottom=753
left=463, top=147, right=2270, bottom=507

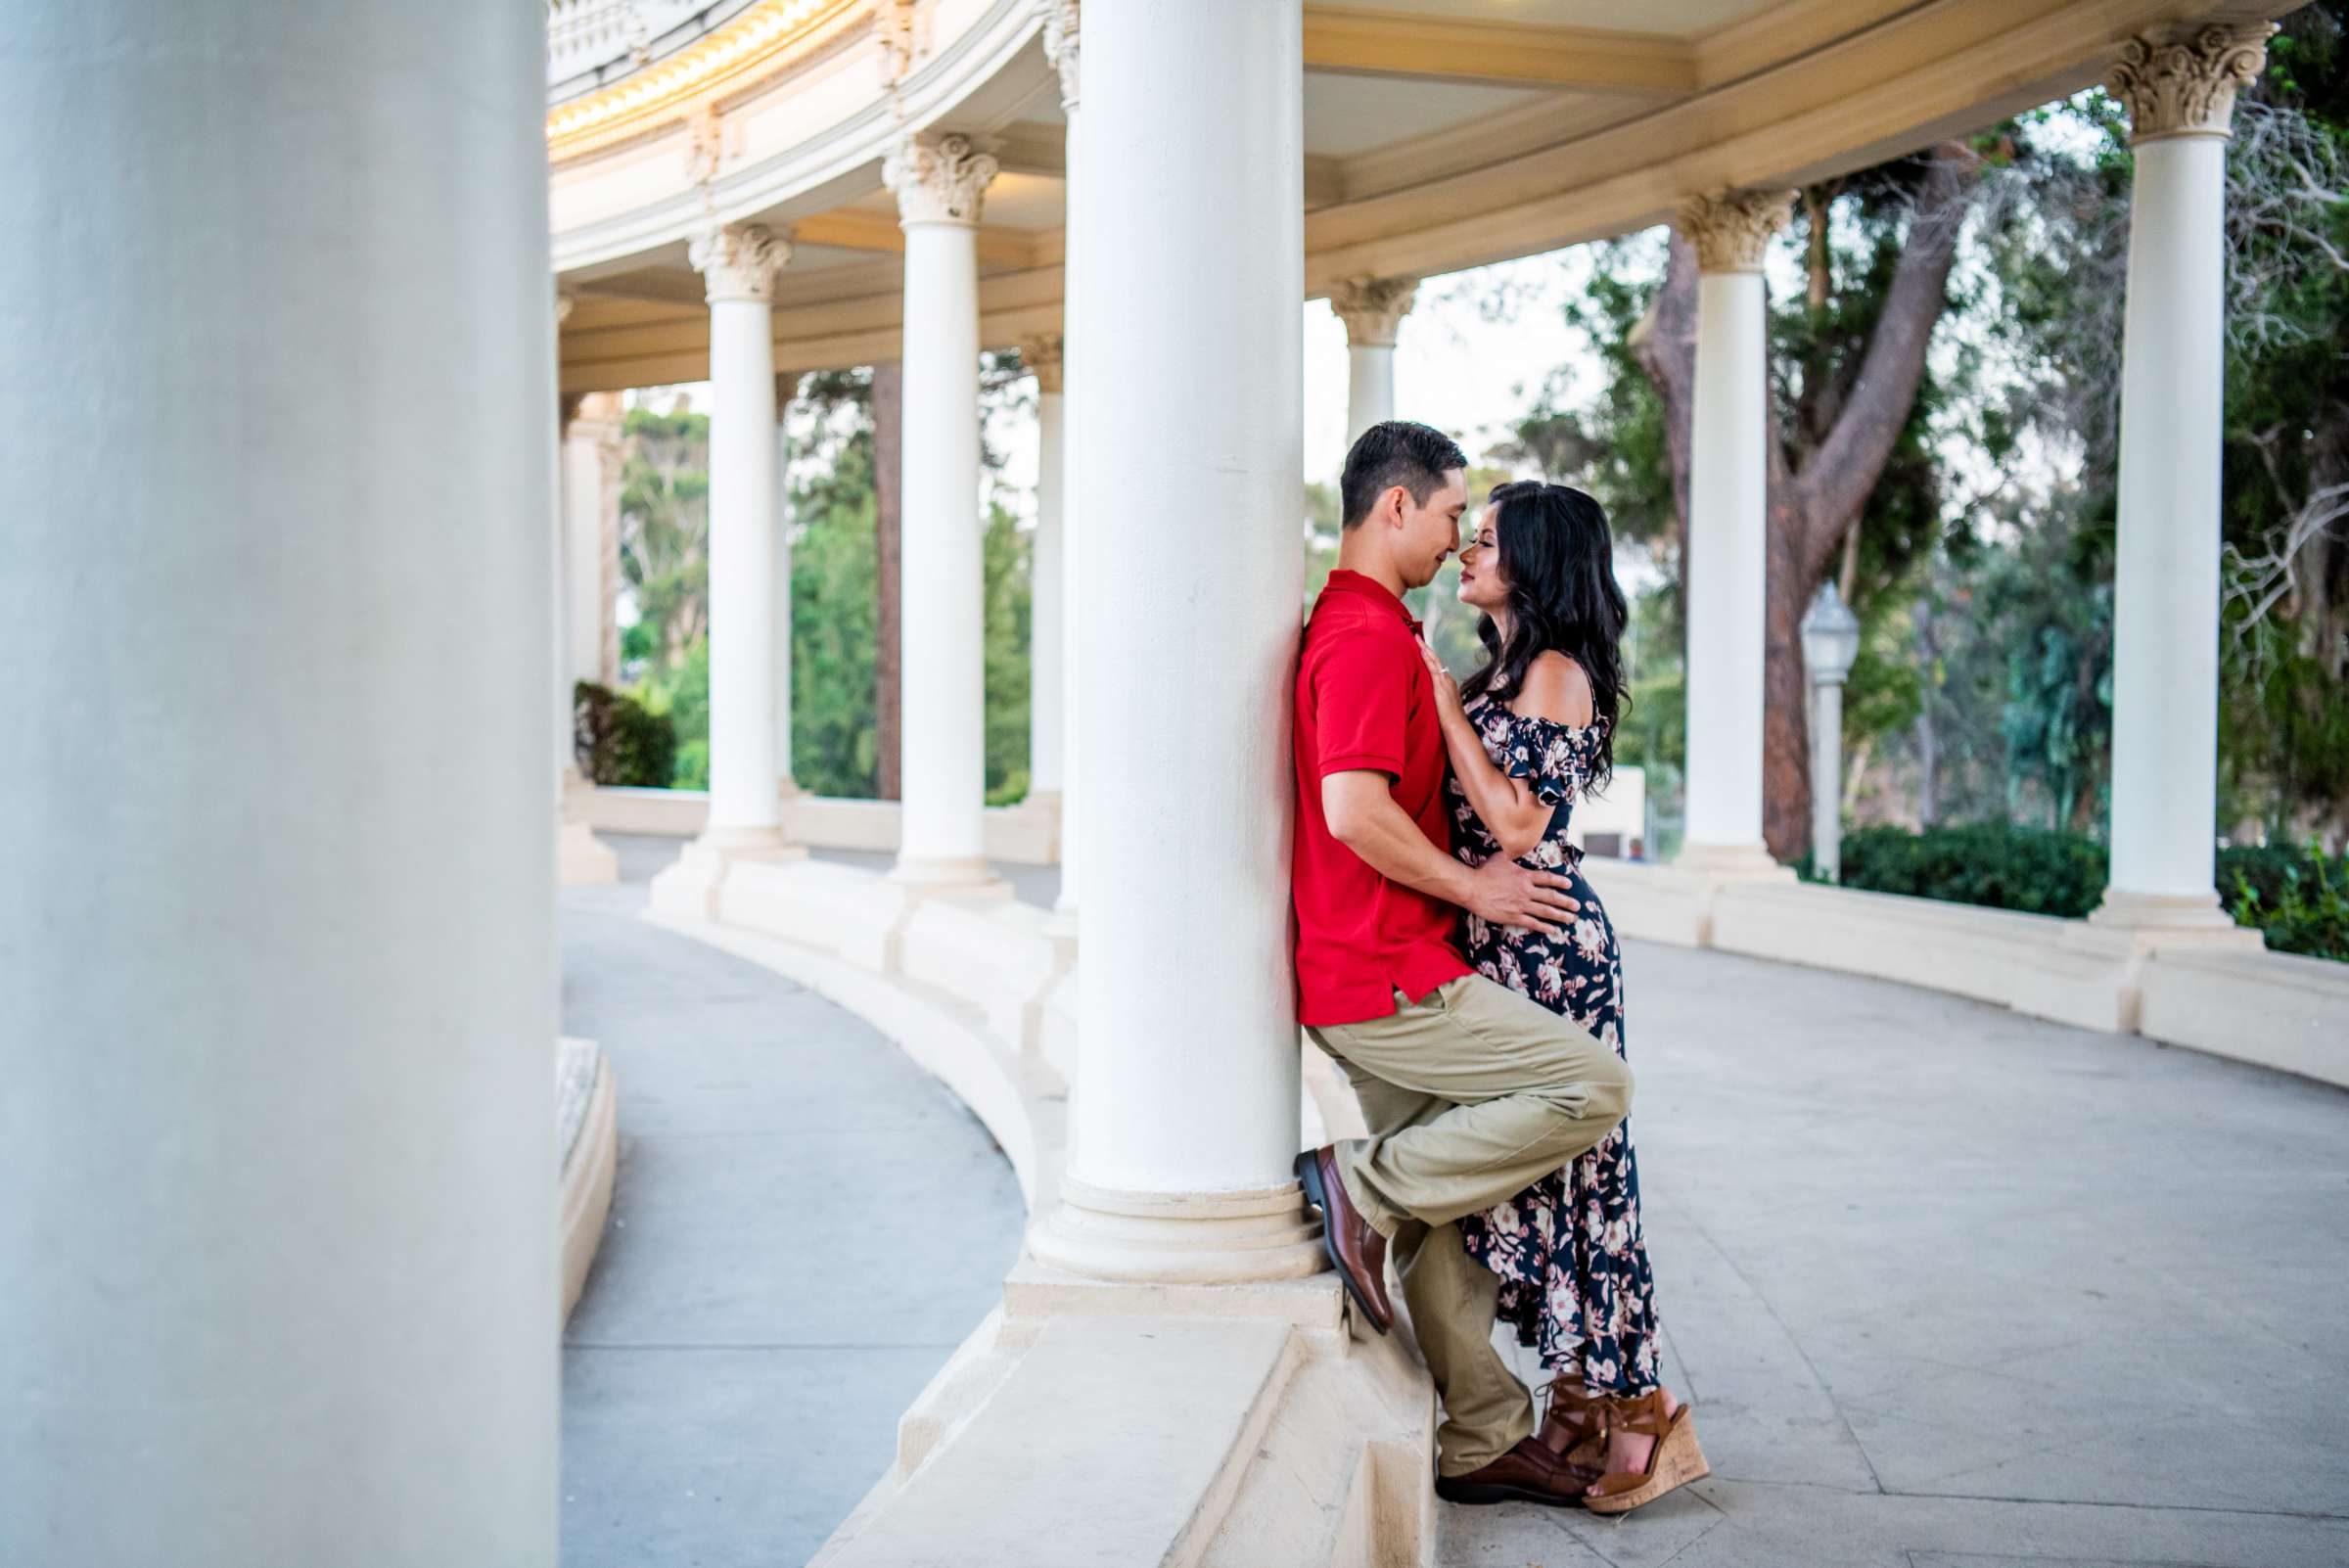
left=1582, top=1391, right=1710, bottom=1515
left=1535, top=1380, right=1610, bottom=1487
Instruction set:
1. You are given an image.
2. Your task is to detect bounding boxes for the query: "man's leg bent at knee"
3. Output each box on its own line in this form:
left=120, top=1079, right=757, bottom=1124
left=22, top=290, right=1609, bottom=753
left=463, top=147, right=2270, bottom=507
left=1311, top=1034, right=1536, bottom=1475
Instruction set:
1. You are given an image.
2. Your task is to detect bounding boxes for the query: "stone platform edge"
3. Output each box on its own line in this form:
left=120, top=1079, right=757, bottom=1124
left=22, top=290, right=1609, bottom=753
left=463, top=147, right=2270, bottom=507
left=556, top=1037, right=619, bottom=1325
left=1584, top=857, right=2349, bottom=1088
left=643, top=858, right=1440, bottom=1568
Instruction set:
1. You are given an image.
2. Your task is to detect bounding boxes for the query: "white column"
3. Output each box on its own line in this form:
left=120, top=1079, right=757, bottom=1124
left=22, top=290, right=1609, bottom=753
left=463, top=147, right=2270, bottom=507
left=560, top=392, right=624, bottom=690
left=1044, top=0, right=1083, bottom=926
left=2096, top=23, right=2274, bottom=933
left=554, top=333, right=619, bottom=886
left=1330, top=276, right=1416, bottom=442
left=3, top=5, right=555, bottom=1560
left=699, top=225, right=788, bottom=843
left=773, top=373, right=800, bottom=796
left=649, top=224, right=799, bottom=918
left=1026, top=334, right=1066, bottom=802
left=883, top=134, right=1002, bottom=892
left=1675, top=190, right=1792, bottom=875
left=1028, top=0, right=1322, bottom=1283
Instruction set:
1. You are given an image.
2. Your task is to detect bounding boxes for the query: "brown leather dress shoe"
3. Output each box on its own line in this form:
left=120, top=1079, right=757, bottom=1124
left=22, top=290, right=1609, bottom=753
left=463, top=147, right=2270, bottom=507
left=1293, top=1146, right=1394, bottom=1334
left=1434, top=1436, right=1587, bottom=1507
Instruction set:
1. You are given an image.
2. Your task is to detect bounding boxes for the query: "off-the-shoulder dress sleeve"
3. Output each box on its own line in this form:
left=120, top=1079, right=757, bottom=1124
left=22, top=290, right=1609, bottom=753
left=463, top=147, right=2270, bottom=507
left=1497, top=713, right=1595, bottom=807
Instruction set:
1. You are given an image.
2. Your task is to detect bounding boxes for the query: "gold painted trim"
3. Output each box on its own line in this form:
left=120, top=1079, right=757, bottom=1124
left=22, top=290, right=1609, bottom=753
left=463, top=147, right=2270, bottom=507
left=547, top=0, right=869, bottom=163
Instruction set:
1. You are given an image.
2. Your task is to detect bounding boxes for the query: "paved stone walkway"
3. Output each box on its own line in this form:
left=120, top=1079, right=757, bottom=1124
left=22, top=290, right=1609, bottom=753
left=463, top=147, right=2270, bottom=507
left=565, top=835, right=2349, bottom=1566
left=1449, top=939, right=2349, bottom=1568
left=557, top=840, right=1025, bottom=1568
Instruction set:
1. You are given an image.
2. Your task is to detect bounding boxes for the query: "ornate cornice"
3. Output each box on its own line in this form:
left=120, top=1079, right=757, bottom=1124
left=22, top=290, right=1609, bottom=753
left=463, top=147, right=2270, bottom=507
left=690, top=223, right=792, bottom=302
left=1024, top=333, right=1065, bottom=395
left=883, top=132, right=999, bottom=227
left=2107, top=23, right=2275, bottom=145
left=1039, top=0, right=1080, bottom=113
left=546, top=0, right=867, bottom=164
left=1677, top=188, right=1794, bottom=274
left=1329, top=275, right=1418, bottom=347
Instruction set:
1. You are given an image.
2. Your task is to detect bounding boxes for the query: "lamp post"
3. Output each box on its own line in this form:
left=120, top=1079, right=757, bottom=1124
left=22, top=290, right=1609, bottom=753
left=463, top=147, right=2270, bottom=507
left=1802, top=580, right=1862, bottom=881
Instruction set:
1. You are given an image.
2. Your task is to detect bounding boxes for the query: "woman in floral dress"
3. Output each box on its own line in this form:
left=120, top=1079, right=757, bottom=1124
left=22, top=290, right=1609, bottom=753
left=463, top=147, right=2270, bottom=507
left=1414, top=480, right=1703, bottom=1514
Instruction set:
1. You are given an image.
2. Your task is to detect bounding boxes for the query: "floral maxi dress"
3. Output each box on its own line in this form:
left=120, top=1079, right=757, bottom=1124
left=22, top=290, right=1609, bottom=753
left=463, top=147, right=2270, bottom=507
left=1449, top=699, right=1662, bottom=1395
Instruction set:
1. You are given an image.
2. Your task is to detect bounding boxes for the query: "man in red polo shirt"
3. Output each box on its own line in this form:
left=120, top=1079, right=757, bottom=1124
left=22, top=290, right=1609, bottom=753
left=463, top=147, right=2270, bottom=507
left=1291, top=421, right=1635, bottom=1508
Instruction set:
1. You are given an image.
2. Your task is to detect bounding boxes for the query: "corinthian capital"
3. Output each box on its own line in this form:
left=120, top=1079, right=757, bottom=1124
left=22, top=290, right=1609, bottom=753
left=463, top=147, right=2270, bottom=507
left=2107, top=23, right=2275, bottom=144
left=1677, top=189, right=1795, bottom=274
left=1039, top=0, right=1081, bottom=112
left=883, top=133, right=1000, bottom=227
left=690, top=223, right=791, bottom=304
left=1329, top=276, right=1419, bottom=347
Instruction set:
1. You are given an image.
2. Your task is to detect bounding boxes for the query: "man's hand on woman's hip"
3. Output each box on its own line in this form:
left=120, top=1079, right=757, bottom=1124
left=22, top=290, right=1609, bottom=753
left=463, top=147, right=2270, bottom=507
left=1464, top=858, right=1580, bottom=938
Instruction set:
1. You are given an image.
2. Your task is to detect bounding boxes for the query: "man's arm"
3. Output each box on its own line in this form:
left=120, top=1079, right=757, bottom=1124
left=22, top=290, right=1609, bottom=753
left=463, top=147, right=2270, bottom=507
left=1322, top=770, right=1581, bottom=938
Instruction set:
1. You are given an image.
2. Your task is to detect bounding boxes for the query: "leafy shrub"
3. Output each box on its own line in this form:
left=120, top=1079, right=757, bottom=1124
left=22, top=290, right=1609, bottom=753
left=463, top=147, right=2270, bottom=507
left=1817, top=823, right=2345, bottom=962
left=574, top=680, right=677, bottom=788
left=2226, top=850, right=2349, bottom=962
left=1829, top=822, right=2108, bottom=917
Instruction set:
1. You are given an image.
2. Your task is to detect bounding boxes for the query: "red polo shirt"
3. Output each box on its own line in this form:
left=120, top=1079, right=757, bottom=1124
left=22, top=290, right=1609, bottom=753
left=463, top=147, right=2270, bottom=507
left=1291, top=570, right=1471, bottom=1027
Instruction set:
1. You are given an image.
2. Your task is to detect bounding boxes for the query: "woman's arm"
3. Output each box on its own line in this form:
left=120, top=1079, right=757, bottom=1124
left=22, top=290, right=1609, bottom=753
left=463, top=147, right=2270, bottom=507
left=1419, top=644, right=1591, bottom=860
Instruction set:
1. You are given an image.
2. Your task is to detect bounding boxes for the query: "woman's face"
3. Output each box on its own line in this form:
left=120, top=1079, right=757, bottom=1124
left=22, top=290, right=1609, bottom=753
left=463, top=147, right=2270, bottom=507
left=1455, top=505, right=1508, bottom=613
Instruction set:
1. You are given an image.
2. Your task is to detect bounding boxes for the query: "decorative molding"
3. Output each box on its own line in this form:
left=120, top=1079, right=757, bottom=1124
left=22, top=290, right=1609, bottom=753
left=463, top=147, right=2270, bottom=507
left=1676, top=188, right=1794, bottom=274
left=1039, top=0, right=1080, bottom=112
left=1023, top=333, right=1064, bottom=395
left=1328, top=275, right=1418, bottom=347
left=1301, top=4, right=1695, bottom=95
left=684, top=102, right=724, bottom=185
left=875, top=0, right=929, bottom=92
left=546, top=0, right=866, bottom=163
left=690, top=222, right=792, bottom=302
left=883, top=132, right=1000, bottom=227
left=2107, top=23, right=2275, bottom=145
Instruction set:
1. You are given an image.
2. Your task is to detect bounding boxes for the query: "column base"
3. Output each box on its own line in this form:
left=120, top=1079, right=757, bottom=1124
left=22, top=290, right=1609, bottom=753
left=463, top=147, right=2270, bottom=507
left=1672, top=840, right=1795, bottom=881
left=648, top=825, right=806, bottom=920
left=2089, top=888, right=2265, bottom=947
left=1025, top=1176, right=1327, bottom=1286
left=887, top=853, right=1012, bottom=899
left=557, top=815, right=619, bottom=886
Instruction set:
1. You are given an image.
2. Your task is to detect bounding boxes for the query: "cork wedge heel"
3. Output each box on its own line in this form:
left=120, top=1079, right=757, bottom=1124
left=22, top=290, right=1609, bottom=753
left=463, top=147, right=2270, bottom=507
left=1582, top=1392, right=1709, bottom=1515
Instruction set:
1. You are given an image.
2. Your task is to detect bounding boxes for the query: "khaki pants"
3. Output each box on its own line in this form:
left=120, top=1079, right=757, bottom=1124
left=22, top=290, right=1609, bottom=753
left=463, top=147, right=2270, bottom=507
left=1307, top=973, right=1634, bottom=1475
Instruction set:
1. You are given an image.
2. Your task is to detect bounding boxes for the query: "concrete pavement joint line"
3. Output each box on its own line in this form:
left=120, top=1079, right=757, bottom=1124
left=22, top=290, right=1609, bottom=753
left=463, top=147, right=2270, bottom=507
left=1653, top=1186, right=1891, bottom=1497
left=1711, top=1472, right=2349, bottom=1521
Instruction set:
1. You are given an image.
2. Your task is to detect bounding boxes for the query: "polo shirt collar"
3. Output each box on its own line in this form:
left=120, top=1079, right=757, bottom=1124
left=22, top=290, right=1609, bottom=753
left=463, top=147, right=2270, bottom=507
left=1322, top=569, right=1422, bottom=634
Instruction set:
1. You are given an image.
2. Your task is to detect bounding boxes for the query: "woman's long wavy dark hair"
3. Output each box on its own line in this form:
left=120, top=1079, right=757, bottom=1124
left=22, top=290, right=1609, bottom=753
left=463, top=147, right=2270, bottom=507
left=1459, top=481, right=1631, bottom=793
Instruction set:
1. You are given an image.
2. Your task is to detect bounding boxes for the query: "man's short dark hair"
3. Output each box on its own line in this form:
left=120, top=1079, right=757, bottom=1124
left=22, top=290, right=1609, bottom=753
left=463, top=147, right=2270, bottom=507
left=1339, top=420, right=1469, bottom=530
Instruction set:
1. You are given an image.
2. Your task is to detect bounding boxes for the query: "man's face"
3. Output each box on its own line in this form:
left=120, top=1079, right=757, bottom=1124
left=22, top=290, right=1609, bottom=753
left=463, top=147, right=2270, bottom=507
left=1393, top=468, right=1469, bottom=591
